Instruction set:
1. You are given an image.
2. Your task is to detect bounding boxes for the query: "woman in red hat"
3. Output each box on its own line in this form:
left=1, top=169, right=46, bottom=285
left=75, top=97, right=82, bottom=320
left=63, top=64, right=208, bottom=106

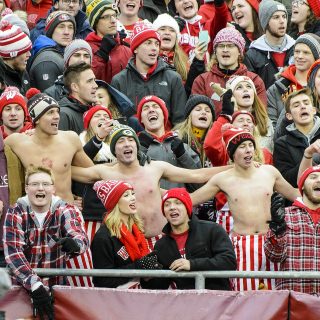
left=289, top=0, right=320, bottom=39
left=230, top=0, right=263, bottom=51
left=91, top=180, right=162, bottom=288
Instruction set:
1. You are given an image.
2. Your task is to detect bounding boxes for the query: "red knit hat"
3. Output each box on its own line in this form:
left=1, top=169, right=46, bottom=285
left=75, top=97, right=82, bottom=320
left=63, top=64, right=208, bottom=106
left=0, top=20, right=32, bottom=58
left=93, top=180, right=134, bottom=214
left=309, top=0, right=320, bottom=18
left=83, top=105, right=112, bottom=129
left=0, top=86, right=28, bottom=119
left=130, top=22, right=160, bottom=53
left=162, top=188, right=193, bottom=217
left=298, top=165, right=320, bottom=195
left=222, top=126, right=255, bottom=160
left=231, top=110, right=256, bottom=125
left=137, top=95, right=168, bottom=126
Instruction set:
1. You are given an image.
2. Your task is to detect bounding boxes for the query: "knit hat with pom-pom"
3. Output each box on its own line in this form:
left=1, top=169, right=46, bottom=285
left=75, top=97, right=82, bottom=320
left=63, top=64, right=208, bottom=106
left=1, top=8, right=30, bottom=36
left=26, top=88, right=60, bottom=124
left=0, top=86, right=28, bottom=119
left=0, top=20, right=32, bottom=58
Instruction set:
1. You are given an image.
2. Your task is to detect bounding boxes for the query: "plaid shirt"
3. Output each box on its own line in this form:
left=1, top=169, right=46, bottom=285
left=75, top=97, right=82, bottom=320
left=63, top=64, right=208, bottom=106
left=264, top=201, right=320, bottom=295
left=3, top=196, right=89, bottom=291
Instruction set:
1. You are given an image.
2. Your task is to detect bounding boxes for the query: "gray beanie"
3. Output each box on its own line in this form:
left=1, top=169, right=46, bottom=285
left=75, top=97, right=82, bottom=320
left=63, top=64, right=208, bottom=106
left=259, top=0, right=287, bottom=30
left=295, top=33, right=320, bottom=60
left=63, top=39, right=93, bottom=67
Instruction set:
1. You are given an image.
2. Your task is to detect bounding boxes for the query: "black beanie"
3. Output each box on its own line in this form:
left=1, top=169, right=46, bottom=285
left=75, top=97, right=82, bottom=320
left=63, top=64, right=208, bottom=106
left=184, top=94, right=215, bottom=120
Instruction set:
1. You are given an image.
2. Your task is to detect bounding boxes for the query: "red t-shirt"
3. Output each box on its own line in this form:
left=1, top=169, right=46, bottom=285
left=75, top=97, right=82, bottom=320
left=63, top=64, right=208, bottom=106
left=170, top=230, right=189, bottom=258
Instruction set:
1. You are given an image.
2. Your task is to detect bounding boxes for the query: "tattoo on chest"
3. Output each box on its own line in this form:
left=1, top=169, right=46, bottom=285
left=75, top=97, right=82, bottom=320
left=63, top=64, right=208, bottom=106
left=41, top=158, right=53, bottom=168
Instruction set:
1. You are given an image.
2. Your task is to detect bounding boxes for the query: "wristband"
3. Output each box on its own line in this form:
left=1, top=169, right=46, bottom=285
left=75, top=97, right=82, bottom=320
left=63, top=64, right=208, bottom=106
left=93, top=136, right=103, bottom=147
left=303, top=154, right=312, bottom=159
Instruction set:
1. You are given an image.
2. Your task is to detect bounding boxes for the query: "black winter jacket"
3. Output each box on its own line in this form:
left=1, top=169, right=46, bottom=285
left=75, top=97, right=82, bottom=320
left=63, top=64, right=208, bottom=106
left=58, top=96, right=90, bottom=134
left=143, top=215, right=236, bottom=290
left=0, top=59, right=30, bottom=95
left=91, top=224, right=141, bottom=288
left=274, top=118, right=320, bottom=187
left=243, top=35, right=295, bottom=89
left=111, top=57, right=187, bottom=126
left=138, top=0, right=176, bottom=22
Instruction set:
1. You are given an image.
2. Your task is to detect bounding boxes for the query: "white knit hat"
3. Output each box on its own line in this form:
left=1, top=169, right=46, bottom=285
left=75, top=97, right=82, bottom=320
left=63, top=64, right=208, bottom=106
left=0, top=20, right=32, bottom=58
left=226, top=76, right=257, bottom=93
left=152, top=13, right=180, bottom=38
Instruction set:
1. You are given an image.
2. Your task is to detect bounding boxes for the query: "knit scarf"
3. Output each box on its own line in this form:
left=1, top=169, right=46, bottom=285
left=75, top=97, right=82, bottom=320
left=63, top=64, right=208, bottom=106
left=192, top=125, right=206, bottom=140
left=119, top=223, right=149, bottom=261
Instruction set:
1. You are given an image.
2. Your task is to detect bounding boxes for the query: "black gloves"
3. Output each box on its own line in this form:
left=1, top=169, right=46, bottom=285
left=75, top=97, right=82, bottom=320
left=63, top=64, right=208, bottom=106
left=118, top=29, right=127, bottom=42
left=214, top=0, right=225, bottom=6
left=135, top=251, right=163, bottom=270
left=221, top=89, right=234, bottom=117
left=97, top=34, right=117, bottom=62
left=57, top=237, right=80, bottom=255
left=174, top=16, right=186, bottom=32
left=31, top=285, right=54, bottom=320
left=137, top=150, right=151, bottom=166
left=139, top=131, right=154, bottom=149
left=171, top=137, right=185, bottom=158
left=269, top=193, right=286, bottom=236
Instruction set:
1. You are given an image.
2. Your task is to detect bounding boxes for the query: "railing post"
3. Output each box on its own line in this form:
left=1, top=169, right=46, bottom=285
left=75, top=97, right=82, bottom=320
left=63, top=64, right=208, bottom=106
left=195, top=274, right=205, bottom=289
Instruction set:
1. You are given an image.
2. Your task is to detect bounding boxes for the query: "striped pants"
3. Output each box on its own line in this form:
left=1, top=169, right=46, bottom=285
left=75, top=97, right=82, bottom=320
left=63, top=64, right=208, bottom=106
left=66, top=220, right=101, bottom=287
left=216, top=210, right=234, bottom=236
left=231, top=233, right=279, bottom=291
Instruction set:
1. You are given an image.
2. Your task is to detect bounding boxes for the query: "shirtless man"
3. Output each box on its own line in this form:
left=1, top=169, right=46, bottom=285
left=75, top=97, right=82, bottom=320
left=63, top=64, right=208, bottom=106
left=72, top=124, right=228, bottom=249
left=4, top=90, right=94, bottom=203
left=190, top=127, right=300, bottom=291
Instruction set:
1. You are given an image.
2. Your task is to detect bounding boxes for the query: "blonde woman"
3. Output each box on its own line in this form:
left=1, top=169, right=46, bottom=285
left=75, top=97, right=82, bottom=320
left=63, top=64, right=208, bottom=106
left=91, top=180, right=162, bottom=288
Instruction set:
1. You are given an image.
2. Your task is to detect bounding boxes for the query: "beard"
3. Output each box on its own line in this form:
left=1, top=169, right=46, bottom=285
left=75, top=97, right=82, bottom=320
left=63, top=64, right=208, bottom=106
left=266, top=24, right=286, bottom=39
left=303, top=187, right=320, bottom=205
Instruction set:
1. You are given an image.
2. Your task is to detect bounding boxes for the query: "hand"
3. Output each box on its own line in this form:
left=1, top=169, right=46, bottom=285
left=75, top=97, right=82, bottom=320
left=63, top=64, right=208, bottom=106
left=23, top=128, right=35, bottom=136
left=174, top=16, right=186, bottom=32
left=194, top=41, right=208, bottom=61
left=170, top=258, right=190, bottom=271
left=96, top=119, right=114, bottom=140
left=137, top=150, right=151, bottom=166
left=56, top=237, right=80, bottom=255
left=221, top=89, right=234, bottom=116
left=268, top=193, right=286, bottom=236
left=171, top=137, right=185, bottom=158
left=118, top=29, right=127, bottom=41
left=97, top=34, right=117, bottom=62
left=304, top=139, right=320, bottom=159
left=30, top=285, right=54, bottom=320
left=138, top=131, right=154, bottom=149
left=135, top=251, right=163, bottom=270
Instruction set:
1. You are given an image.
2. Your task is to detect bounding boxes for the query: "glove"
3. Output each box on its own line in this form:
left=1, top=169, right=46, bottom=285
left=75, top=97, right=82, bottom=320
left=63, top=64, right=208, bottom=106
left=174, top=16, right=186, bottom=32
left=31, top=285, right=54, bottom=320
left=135, top=251, right=163, bottom=270
left=171, top=137, right=185, bottom=158
left=57, top=237, right=80, bottom=255
left=139, top=131, right=154, bottom=149
left=269, top=193, right=286, bottom=236
left=214, top=0, right=225, bottom=5
left=221, top=89, right=234, bottom=117
left=118, top=29, right=127, bottom=41
left=137, top=150, right=152, bottom=166
left=97, top=34, right=117, bottom=62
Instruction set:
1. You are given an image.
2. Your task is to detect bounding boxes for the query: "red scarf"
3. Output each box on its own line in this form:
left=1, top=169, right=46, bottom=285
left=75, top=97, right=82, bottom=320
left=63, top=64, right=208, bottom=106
left=119, top=223, right=149, bottom=261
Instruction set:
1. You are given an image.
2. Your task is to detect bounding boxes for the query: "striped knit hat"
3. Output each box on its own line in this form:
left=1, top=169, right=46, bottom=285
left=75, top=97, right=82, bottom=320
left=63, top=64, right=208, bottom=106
left=45, top=11, right=76, bottom=39
left=0, top=20, right=32, bottom=58
left=85, top=0, right=118, bottom=30
left=295, top=33, right=320, bottom=60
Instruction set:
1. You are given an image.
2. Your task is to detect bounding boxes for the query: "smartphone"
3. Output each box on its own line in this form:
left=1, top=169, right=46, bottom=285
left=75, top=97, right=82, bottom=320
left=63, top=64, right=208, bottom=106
left=198, top=30, right=209, bottom=45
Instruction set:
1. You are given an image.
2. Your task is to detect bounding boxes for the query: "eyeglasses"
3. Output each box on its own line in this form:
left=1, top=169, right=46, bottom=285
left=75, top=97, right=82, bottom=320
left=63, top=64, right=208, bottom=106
left=61, top=0, right=79, bottom=5
left=216, top=43, right=237, bottom=50
left=99, top=13, right=118, bottom=21
left=292, top=0, right=309, bottom=7
left=27, top=182, right=53, bottom=188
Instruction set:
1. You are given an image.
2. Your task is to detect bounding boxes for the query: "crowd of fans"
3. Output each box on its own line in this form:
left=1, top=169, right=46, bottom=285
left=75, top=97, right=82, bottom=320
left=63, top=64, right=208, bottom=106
left=1, top=0, right=320, bottom=317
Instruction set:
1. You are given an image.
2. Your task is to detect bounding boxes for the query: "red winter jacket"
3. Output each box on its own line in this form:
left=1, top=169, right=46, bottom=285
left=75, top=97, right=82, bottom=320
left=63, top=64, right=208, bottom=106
left=179, top=3, right=229, bottom=59
left=0, top=122, right=33, bottom=139
left=192, top=63, right=267, bottom=117
left=85, top=32, right=132, bottom=84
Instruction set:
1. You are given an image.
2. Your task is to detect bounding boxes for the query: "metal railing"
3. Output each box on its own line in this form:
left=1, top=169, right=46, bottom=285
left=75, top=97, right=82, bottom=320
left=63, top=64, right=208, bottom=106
left=19, top=269, right=320, bottom=289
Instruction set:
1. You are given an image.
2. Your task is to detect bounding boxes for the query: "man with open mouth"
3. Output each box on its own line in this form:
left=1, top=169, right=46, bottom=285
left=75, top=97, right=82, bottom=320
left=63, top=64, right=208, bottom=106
left=3, top=165, right=89, bottom=319
left=190, top=126, right=300, bottom=291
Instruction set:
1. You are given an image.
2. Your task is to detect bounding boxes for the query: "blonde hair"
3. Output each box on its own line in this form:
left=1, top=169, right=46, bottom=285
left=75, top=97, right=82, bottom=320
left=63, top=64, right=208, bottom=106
left=25, top=165, right=55, bottom=185
left=105, top=204, right=145, bottom=238
left=250, top=93, right=269, bottom=136
left=174, top=116, right=213, bottom=167
left=173, top=42, right=189, bottom=82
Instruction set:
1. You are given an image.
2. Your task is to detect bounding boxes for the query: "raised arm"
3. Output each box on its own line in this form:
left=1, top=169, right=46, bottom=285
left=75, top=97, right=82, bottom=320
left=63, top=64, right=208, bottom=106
left=71, top=165, right=102, bottom=184
left=68, top=132, right=94, bottom=167
left=297, top=140, right=320, bottom=183
left=273, top=166, right=300, bottom=201
left=160, top=161, right=232, bottom=184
